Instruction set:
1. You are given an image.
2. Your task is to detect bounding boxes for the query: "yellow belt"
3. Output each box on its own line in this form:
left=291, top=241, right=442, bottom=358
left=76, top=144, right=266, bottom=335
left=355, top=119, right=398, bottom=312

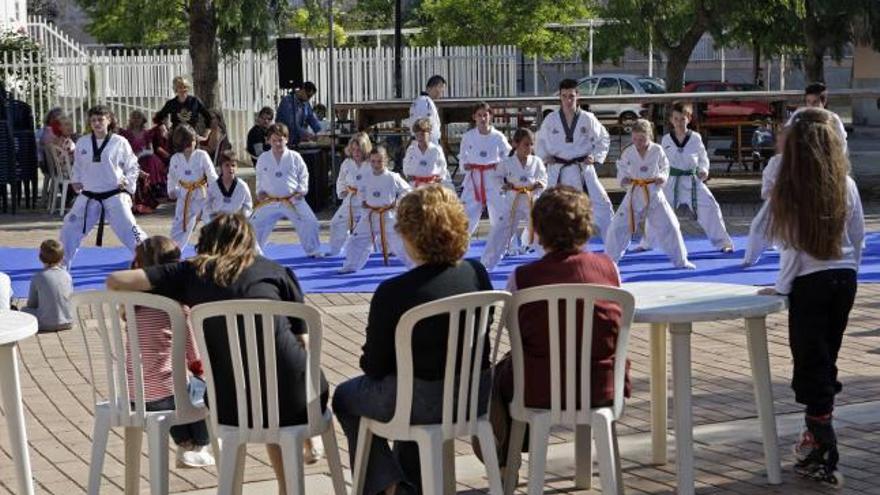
left=346, top=186, right=358, bottom=231
left=256, top=193, right=302, bottom=218
left=178, top=176, right=208, bottom=231
left=366, top=203, right=395, bottom=266
left=628, top=178, right=656, bottom=235
left=507, top=185, right=536, bottom=249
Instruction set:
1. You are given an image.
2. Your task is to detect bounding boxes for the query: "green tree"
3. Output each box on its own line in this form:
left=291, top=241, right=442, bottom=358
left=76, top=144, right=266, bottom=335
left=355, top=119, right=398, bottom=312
left=414, top=0, right=593, bottom=58
left=286, top=0, right=347, bottom=47
left=800, top=0, right=880, bottom=83
left=75, top=0, right=290, bottom=108
left=0, top=29, right=56, bottom=114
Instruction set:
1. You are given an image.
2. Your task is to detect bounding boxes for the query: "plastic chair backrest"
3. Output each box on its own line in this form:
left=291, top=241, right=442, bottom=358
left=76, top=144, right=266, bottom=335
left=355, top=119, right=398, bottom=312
left=71, top=291, right=198, bottom=425
left=506, top=283, right=634, bottom=424
left=188, top=300, right=324, bottom=438
left=388, top=291, right=510, bottom=439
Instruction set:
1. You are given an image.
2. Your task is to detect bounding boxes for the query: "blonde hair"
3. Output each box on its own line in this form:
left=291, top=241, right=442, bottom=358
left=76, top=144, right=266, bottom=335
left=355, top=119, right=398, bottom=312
left=412, top=117, right=433, bottom=134
left=768, top=108, right=848, bottom=260
left=172, top=76, right=191, bottom=91
left=346, top=132, right=372, bottom=159
left=191, top=213, right=257, bottom=287
left=395, top=185, right=470, bottom=265
left=631, top=119, right=654, bottom=139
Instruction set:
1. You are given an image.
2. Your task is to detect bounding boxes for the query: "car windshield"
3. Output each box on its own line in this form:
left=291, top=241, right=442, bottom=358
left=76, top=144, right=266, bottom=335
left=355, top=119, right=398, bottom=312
left=637, top=78, right=666, bottom=94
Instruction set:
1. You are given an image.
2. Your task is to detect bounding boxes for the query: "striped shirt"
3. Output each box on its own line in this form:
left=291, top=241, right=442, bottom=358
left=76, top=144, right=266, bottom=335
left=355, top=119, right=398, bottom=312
left=126, top=306, right=201, bottom=402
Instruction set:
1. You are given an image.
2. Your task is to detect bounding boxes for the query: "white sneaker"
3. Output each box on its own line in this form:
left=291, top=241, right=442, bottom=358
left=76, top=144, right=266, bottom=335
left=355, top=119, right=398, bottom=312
left=179, top=445, right=216, bottom=468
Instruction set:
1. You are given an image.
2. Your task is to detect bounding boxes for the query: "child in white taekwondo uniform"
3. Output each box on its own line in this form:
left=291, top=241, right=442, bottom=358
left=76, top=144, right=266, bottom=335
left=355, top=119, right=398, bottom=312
left=326, top=132, right=372, bottom=257
left=403, top=118, right=452, bottom=189
left=743, top=133, right=784, bottom=266
left=458, top=102, right=512, bottom=236
left=537, top=78, right=614, bottom=240
left=408, top=74, right=446, bottom=145
left=204, top=150, right=253, bottom=221
left=339, top=146, right=414, bottom=274
left=167, top=124, right=218, bottom=249
left=605, top=120, right=693, bottom=268
left=786, top=82, right=847, bottom=154
left=250, top=123, right=323, bottom=256
left=480, top=128, right=547, bottom=271
left=658, top=102, right=734, bottom=252
left=60, top=105, right=147, bottom=269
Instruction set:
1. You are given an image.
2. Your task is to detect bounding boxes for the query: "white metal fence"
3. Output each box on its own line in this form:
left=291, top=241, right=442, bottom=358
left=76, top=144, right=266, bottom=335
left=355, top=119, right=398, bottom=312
left=2, top=17, right=518, bottom=157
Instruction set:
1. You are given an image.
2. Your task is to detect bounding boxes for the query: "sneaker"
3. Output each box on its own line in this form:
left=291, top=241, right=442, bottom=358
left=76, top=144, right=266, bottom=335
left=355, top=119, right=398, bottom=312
left=793, top=417, right=844, bottom=488
left=180, top=445, right=216, bottom=468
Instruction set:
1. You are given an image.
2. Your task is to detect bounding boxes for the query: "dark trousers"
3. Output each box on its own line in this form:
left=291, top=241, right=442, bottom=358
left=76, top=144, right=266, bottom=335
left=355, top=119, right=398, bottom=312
left=146, top=396, right=211, bottom=447
left=788, top=269, right=857, bottom=417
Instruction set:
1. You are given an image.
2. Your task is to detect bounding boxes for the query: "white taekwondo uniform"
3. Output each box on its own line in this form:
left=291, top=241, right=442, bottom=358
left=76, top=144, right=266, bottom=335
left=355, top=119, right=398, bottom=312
left=458, top=126, right=511, bottom=235
left=167, top=149, right=218, bottom=249
left=327, top=157, right=369, bottom=257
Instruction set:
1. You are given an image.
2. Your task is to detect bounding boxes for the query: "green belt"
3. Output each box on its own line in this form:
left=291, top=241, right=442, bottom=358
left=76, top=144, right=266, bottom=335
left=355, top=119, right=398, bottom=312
left=669, top=167, right=698, bottom=218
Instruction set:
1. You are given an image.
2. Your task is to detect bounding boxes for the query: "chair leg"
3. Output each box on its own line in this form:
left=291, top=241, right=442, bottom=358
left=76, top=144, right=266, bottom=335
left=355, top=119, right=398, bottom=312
left=476, top=421, right=504, bottom=495
left=124, top=426, right=143, bottom=495
left=503, top=420, right=526, bottom=495
left=281, top=436, right=306, bottom=495
left=417, top=434, right=445, bottom=495
left=525, top=420, right=551, bottom=495
left=216, top=435, right=242, bottom=495
left=233, top=444, right=246, bottom=495
left=592, top=409, right=623, bottom=495
left=87, top=410, right=112, bottom=495
left=443, top=440, right=455, bottom=495
left=575, top=424, right=592, bottom=489
left=145, top=419, right=170, bottom=495
left=59, top=182, right=68, bottom=217
left=321, top=424, right=348, bottom=495
left=350, top=419, right=373, bottom=495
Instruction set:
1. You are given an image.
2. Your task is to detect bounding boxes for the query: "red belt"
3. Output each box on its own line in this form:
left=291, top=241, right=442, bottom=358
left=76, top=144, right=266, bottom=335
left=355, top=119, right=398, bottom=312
left=467, top=163, right=496, bottom=204
left=411, top=175, right=440, bottom=187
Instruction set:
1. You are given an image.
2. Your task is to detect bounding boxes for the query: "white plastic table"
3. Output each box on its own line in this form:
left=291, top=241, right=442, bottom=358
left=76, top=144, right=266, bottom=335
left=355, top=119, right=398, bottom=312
left=0, top=310, right=37, bottom=495
left=622, top=282, right=788, bottom=495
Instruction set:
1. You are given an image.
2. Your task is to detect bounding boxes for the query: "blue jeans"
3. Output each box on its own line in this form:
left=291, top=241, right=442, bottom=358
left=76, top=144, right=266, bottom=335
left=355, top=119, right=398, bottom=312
left=332, top=372, right=490, bottom=495
left=146, top=396, right=211, bottom=447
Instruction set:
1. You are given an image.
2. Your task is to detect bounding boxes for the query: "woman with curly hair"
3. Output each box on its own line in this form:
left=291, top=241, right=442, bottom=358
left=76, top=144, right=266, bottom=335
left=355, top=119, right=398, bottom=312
left=333, top=184, right=494, bottom=495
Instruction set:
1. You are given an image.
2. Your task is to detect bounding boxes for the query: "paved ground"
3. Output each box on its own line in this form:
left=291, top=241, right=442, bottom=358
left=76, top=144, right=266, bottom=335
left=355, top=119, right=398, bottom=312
left=2, top=184, right=880, bottom=494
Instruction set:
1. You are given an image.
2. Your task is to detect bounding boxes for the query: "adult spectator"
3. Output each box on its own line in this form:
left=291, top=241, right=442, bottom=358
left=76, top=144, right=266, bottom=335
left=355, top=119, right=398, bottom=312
left=332, top=185, right=493, bottom=495
left=200, top=109, right=233, bottom=165
left=153, top=76, right=212, bottom=140
left=246, top=106, right=274, bottom=165
left=486, top=185, right=631, bottom=468
left=276, top=81, right=321, bottom=148
left=37, top=107, right=63, bottom=175
left=408, top=75, right=446, bottom=145
left=106, top=212, right=328, bottom=490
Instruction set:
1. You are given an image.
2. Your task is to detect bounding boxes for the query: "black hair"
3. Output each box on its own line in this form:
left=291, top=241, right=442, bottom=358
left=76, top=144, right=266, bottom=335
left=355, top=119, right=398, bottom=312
left=426, top=75, right=447, bottom=88
left=508, top=127, right=535, bottom=156
left=302, top=81, right=317, bottom=94
left=559, top=78, right=579, bottom=91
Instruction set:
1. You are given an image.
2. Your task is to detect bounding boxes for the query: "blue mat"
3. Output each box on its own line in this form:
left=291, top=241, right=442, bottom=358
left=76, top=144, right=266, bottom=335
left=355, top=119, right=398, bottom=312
left=3, top=233, right=880, bottom=296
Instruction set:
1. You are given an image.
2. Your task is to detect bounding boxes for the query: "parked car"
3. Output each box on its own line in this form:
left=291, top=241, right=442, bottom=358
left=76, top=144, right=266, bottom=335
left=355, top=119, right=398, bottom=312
left=544, top=74, right=666, bottom=128
left=681, top=81, right=772, bottom=121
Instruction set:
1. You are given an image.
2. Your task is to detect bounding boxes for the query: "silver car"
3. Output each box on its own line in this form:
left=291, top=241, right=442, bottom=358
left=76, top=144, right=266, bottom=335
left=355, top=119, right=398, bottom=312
left=568, top=73, right=666, bottom=127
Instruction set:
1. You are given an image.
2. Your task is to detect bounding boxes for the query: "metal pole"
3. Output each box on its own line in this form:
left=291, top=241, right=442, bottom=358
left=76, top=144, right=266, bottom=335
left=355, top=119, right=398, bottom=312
left=588, top=21, right=594, bottom=77
left=533, top=55, right=538, bottom=96
left=720, top=46, right=726, bottom=82
left=780, top=54, right=786, bottom=90
left=394, top=0, right=402, bottom=99
left=648, top=26, right=653, bottom=77
left=328, top=0, right=338, bottom=186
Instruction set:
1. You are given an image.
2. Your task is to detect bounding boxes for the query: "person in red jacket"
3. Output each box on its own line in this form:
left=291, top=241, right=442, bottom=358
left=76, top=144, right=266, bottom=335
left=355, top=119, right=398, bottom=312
left=487, top=185, right=631, bottom=469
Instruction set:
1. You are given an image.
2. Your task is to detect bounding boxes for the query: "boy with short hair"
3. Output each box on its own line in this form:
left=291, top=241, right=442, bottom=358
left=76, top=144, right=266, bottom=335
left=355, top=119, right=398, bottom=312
left=409, top=75, right=446, bottom=144
left=246, top=106, right=274, bottom=166
left=250, top=123, right=323, bottom=256
left=787, top=82, right=847, bottom=152
left=60, top=105, right=148, bottom=270
left=23, top=240, right=73, bottom=332
left=205, top=151, right=253, bottom=220
left=402, top=118, right=451, bottom=189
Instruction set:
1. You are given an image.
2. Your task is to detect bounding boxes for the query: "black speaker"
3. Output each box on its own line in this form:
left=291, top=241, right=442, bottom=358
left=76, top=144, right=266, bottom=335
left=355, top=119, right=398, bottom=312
left=277, top=38, right=304, bottom=90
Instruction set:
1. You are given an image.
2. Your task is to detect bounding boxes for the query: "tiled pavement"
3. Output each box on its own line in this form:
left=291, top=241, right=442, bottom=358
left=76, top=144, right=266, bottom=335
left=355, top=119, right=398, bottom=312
left=2, top=196, right=880, bottom=494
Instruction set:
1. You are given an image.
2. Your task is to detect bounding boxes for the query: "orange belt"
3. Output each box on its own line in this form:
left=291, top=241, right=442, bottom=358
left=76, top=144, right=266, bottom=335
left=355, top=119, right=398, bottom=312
left=366, top=203, right=395, bottom=266
left=346, top=186, right=359, bottom=231
left=256, top=193, right=302, bottom=218
left=507, top=185, right=537, bottom=249
left=466, top=164, right=496, bottom=204
left=178, top=176, right=208, bottom=231
left=628, top=178, right=656, bottom=235
left=411, top=175, right=441, bottom=187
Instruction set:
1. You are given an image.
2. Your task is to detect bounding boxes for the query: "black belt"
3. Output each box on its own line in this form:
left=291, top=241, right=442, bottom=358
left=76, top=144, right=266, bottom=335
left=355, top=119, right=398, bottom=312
left=82, top=188, right=123, bottom=246
left=554, top=155, right=590, bottom=167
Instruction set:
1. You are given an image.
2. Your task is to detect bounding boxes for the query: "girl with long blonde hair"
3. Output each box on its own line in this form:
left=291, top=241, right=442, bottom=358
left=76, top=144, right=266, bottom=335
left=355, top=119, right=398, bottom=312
left=760, top=107, right=864, bottom=487
left=326, top=132, right=373, bottom=257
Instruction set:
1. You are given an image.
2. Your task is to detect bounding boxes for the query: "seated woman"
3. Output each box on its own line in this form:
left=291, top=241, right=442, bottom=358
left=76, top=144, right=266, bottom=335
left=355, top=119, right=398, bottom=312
left=332, top=185, right=493, bottom=495
left=106, top=213, right=327, bottom=492
left=488, top=185, right=631, bottom=468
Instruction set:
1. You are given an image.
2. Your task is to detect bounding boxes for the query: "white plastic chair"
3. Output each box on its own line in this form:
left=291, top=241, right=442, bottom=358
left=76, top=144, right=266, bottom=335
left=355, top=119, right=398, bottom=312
left=503, top=283, right=635, bottom=495
left=350, top=291, right=511, bottom=495
left=44, top=144, right=71, bottom=216
left=72, top=290, right=215, bottom=495
left=188, top=300, right=347, bottom=495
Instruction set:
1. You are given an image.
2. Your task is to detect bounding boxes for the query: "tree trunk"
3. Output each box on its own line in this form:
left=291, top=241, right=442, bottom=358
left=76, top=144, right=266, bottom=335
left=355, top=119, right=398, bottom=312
left=189, top=0, right=219, bottom=111
left=665, top=50, right=691, bottom=92
left=752, top=42, right=762, bottom=86
left=802, top=0, right=826, bottom=83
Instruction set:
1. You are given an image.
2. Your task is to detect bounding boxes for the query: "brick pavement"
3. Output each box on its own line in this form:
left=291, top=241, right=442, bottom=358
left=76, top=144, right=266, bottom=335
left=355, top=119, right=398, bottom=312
left=1, top=200, right=880, bottom=494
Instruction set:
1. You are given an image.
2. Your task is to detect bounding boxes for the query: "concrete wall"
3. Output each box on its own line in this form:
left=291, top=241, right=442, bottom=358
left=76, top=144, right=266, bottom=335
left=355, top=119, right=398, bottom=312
left=852, top=44, right=880, bottom=126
